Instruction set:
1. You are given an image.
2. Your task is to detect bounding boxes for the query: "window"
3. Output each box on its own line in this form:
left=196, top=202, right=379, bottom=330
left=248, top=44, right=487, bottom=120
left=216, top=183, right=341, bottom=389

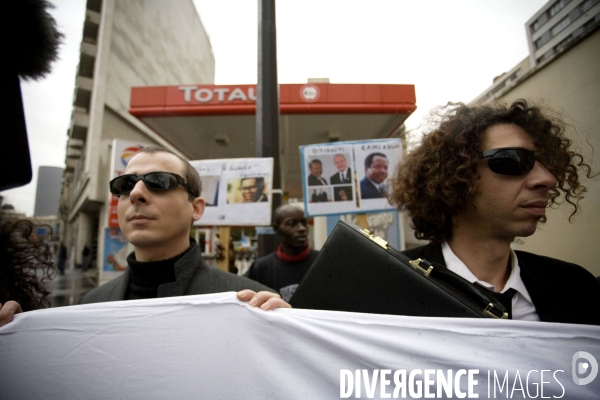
left=551, top=15, right=572, bottom=36
left=531, top=13, right=549, bottom=32
left=581, top=0, right=599, bottom=13
left=535, top=31, right=553, bottom=49
left=537, top=48, right=556, bottom=64
left=550, top=0, right=570, bottom=17
left=555, top=34, right=574, bottom=52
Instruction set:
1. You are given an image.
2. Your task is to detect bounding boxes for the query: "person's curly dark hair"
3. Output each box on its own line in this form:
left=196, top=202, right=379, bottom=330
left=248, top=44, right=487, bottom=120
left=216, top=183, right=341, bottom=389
left=0, top=218, right=56, bottom=311
left=389, top=99, right=593, bottom=244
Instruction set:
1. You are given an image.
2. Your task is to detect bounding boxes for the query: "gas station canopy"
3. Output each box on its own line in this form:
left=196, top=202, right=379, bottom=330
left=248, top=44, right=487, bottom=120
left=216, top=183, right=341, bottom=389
left=129, top=83, right=416, bottom=197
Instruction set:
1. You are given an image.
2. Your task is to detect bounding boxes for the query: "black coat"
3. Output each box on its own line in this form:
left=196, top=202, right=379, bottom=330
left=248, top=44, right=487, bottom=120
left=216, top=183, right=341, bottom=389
left=79, top=242, right=273, bottom=304
left=330, top=168, right=352, bottom=185
left=402, top=243, right=600, bottom=325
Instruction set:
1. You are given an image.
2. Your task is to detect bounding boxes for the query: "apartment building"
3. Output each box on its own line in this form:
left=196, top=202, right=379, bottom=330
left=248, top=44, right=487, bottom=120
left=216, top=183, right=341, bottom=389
left=472, top=0, right=600, bottom=275
left=60, top=0, right=215, bottom=271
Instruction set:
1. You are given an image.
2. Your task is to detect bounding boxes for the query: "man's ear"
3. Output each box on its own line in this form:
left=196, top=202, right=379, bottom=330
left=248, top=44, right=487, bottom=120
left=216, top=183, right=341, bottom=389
left=272, top=223, right=280, bottom=235
left=191, top=197, right=205, bottom=222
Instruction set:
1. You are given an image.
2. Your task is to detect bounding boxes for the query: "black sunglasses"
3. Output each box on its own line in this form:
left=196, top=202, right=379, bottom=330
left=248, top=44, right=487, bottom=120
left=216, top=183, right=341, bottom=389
left=109, top=172, right=197, bottom=197
left=481, top=147, right=536, bottom=176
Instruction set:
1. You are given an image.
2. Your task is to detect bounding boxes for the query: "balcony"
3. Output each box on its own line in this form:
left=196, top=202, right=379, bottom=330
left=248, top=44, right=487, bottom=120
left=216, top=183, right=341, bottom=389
left=70, top=111, right=89, bottom=141
left=66, top=147, right=83, bottom=160
left=83, top=9, right=100, bottom=45
left=73, top=87, right=92, bottom=113
left=67, top=137, right=85, bottom=150
left=65, top=158, right=78, bottom=173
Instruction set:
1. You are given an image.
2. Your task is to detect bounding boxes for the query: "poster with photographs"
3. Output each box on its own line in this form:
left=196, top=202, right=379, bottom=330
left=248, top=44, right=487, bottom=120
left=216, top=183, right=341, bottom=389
left=300, top=139, right=402, bottom=217
left=190, top=157, right=273, bottom=226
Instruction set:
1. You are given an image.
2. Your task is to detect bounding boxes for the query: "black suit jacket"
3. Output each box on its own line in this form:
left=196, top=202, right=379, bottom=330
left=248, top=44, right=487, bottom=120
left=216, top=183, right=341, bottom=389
left=79, top=242, right=273, bottom=304
left=308, top=174, right=327, bottom=186
left=360, top=177, right=386, bottom=199
left=402, top=243, right=600, bottom=325
left=330, top=168, right=352, bottom=185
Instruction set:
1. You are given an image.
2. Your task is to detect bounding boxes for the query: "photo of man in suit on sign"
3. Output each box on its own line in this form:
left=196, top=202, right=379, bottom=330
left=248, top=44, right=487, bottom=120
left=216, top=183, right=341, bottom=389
left=330, top=154, right=352, bottom=185
left=317, top=188, right=328, bottom=202
left=307, top=159, right=328, bottom=186
left=240, top=177, right=268, bottom=202
left=311, top=189, right=319, bottom=203
left=360, top=152, right=389, bottom=199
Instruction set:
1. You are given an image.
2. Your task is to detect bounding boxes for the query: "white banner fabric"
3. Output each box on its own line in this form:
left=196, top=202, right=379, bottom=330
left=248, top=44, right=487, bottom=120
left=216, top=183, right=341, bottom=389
left=1, top=293, right=599, bottom=399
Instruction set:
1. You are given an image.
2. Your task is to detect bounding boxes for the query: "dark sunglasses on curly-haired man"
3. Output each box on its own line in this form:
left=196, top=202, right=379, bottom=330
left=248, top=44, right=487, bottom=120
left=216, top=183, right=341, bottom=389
left=481, top=147, right=539, bottom=176
left=109, top=172, right=197, bottom=197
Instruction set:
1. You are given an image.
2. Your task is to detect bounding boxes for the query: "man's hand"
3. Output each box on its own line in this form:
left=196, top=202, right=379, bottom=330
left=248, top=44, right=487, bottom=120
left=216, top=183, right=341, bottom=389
left=0, top=301, right=23, bottom=327
left=237, top=290, right=292, bottom=311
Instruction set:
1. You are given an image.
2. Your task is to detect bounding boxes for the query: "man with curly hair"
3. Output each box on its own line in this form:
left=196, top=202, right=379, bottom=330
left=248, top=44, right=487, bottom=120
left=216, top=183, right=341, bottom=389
left=391, top=99, right=600, bottom=325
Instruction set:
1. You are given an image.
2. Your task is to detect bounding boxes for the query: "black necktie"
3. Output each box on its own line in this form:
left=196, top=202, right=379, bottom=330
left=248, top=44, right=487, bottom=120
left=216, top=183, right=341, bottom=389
left=497, top=288, right=517, bottom=319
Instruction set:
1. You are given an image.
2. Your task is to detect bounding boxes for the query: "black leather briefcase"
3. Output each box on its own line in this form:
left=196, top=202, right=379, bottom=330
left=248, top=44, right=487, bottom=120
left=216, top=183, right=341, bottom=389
left=289, top=221, right=508, bottom=319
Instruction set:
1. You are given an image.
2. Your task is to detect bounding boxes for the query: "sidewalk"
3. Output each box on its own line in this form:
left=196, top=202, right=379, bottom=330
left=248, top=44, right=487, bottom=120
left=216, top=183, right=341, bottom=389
left=48, top=265, right=99, bottom=307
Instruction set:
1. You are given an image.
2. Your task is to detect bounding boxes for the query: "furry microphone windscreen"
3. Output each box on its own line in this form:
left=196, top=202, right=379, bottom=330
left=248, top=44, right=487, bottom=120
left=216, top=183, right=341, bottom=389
left=1, top=0, right=63, bottom=191
left=8, top=0, right=63, bottom=79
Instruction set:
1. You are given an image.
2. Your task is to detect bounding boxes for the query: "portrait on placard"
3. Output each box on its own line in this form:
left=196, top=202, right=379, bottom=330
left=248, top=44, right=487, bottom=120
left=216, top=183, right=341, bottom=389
left=227, top=177, right=269, bottom=204
left=359, top=152, right=390, bottom=200
left=307, top=157, right=328, bottom=186
left=333, top=186, right=353, bottom=202
left=300, top=139, right=402, bottom=217
left=329, top=153, right=353, bottom=186
left=308, top=186, right=332, bottom=203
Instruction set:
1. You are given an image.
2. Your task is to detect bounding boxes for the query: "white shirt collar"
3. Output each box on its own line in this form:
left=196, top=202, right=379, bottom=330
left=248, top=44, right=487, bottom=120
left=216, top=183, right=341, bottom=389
left=367, top=177, right=385, bottom=190
left=440, top=241, right=533, bottom=304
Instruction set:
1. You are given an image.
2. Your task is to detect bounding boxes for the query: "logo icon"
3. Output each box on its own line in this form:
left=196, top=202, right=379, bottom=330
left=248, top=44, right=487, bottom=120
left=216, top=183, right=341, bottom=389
left=121, top=146, right=144, bottom=167
left=572, top=351, right=598, bottom=385
left=300, top=84, right=320, bottom=102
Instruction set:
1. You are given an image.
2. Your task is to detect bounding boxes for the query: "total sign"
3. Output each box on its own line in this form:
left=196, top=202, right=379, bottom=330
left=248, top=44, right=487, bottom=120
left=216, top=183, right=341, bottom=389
left=179, top=85, right=257, bottom=103
left=177, top=84, right=322, bottom=104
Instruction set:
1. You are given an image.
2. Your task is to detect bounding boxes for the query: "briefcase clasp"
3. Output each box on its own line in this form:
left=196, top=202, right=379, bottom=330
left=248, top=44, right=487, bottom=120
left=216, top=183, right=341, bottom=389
left=409, top=258, right=434, bottom=277
left=361, top=229, right=390, bottom=250
left=484, top=303, right=509, bottom=319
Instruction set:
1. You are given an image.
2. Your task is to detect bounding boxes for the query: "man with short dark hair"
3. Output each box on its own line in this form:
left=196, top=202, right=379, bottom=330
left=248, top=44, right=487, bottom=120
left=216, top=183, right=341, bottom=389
left=391, top=100, right=600, bottom=325
left=78, top=147, right=274, bottom=305
left=360, top=153, right=388, bottom=199
left=307, top=159, right=327, bottom=186
left=244, top=204, right=319, bottom=302
left=240, top=177, right=267, bottom=202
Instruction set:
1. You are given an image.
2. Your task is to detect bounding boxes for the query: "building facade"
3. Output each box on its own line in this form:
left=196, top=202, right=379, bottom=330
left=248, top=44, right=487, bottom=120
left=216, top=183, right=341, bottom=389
left=472, top=0, right=600, bottom=275
left=60, top=0, right=215, bottom=272
left=34, top=166, right=63, bottom=217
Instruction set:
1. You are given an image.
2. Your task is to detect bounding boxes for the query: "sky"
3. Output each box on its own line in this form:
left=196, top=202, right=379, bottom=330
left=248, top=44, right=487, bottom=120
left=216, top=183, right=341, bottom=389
left=2, top=0, right=549, bottom=215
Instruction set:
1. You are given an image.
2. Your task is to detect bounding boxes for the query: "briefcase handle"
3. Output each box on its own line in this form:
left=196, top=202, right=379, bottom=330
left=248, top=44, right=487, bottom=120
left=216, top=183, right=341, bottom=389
left=359, top=227, right=508, bottom=319
left=409, top=258, right=509, bottom=319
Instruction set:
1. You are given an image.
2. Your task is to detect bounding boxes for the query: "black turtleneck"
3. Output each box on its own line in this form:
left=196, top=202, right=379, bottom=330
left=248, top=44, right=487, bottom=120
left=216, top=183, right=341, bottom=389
left=125, top=245, right=193, bottom=300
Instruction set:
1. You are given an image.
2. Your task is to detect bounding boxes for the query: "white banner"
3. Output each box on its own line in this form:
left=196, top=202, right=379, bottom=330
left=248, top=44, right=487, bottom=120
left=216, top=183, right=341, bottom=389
left=1, top=293, right=598, bottom=399
left=300, top=139, right=402, bottom=217
left=190, top=158, right=274, bottom=226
